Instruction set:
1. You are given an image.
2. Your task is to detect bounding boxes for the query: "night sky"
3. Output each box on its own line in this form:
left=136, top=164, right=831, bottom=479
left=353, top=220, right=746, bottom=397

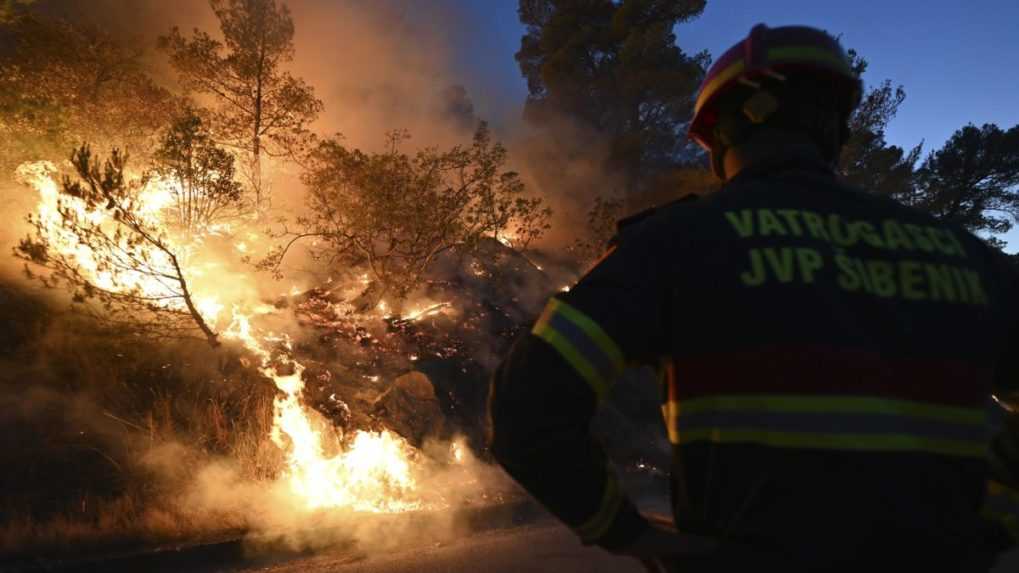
left=451, top=0, right=1019, bottom=250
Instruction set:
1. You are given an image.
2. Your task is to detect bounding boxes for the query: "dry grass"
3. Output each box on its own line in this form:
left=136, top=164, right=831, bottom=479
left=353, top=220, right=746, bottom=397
left=0, top=282, right=285, bottom=559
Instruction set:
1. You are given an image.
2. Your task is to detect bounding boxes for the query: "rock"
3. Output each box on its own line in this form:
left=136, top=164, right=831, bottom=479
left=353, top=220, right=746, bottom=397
left=372, top=371, right=445, bottom=446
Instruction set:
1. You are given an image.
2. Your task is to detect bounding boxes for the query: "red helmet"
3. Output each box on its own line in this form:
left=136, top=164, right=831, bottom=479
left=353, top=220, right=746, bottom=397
left=688, top=24, right=862, bottom=151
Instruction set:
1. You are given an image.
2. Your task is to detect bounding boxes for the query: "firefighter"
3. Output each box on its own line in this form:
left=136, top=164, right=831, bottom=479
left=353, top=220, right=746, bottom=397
left=488, top=23, right=1019, bottom=571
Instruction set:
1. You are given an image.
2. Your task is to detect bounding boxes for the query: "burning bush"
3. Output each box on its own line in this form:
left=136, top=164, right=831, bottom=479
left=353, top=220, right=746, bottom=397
left=15, top=146, right=220, bottom=346
left=262, top=123, right=551, bottom=307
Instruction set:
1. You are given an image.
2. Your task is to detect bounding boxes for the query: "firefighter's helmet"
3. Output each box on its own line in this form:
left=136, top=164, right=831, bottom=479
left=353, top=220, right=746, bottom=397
left=688, top=24, right=862, bottom=157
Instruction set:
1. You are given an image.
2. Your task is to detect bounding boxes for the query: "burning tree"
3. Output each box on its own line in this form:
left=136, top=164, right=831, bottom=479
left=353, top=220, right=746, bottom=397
left=263, top=123, right=551, bottom=306
left=15, top=146, right=220, bottom=346
left=159, top=0, right=323, bottom=210
left=152, top=108, right=246, bottom=236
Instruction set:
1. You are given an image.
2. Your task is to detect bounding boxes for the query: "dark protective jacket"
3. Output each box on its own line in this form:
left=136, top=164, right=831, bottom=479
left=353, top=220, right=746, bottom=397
left=488, top=152, right=1019, bottom=570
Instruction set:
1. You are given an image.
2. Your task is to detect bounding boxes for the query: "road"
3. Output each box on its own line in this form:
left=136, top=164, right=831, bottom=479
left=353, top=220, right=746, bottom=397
left=229, top=522, right=1019, bottom=573
left=235, top=522, right=644, bottom=573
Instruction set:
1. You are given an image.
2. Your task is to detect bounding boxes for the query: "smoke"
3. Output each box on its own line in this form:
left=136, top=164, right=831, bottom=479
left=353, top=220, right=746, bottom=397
left=0, top=0, right=640, bottom=556
left=0, top=0, right=628, bottom=268
left=137, top=434, right=516, bottom=555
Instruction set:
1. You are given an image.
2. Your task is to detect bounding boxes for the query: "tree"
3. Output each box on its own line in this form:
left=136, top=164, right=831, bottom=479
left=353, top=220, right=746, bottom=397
left=152, top=108, right=245, bottom=236
left=913, top=123, right=1019, bottom=239
left=839, top=50, right=922, bottom=201
left=262, top=123, right=551, bottom=305
left=15, top=146, right=219, bottom=346
left=159, top=0, right=323, bottom=210
left=516, top=0, right=707, bottom=200
left=0, top=0, right=33, bottom=24
left=0, top=13, right=173, bottom=173
left=569, top=194, right=624, bottom=263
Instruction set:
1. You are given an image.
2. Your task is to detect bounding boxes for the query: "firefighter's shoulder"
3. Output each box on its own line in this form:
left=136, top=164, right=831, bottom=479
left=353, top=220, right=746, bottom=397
left=609, top=193, right=701, bottom=248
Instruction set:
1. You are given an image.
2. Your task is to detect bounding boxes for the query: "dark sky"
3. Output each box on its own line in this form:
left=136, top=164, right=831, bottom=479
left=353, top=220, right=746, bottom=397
left=451, top=0, right=1019, bottom=249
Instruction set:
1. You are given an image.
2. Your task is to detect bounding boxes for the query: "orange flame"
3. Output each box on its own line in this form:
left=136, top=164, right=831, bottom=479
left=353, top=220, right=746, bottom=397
left=21, top=161, right=438, bottom=515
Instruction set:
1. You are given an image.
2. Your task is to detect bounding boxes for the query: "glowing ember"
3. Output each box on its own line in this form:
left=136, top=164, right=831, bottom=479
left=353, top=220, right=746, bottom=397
left=402, top=301, right=451, bottom=322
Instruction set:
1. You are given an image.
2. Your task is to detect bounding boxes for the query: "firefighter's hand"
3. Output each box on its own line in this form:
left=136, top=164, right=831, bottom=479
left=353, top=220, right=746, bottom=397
left=613, top=513, right=717, bottom=571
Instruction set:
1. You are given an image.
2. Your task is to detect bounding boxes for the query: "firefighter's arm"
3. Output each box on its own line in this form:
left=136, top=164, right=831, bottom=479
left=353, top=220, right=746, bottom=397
left=984, top=254, right=1019, bottom=546
left=489, top=329, right=649, bottom=550
left=489, top=217, right=678, bottom=550
left=991, top=254, right=1019, bottom=486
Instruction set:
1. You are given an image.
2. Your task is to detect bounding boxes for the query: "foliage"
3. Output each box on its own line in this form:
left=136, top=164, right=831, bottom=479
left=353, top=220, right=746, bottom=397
left=569, top=194, right=624, bottom=264
left=152, top=109, right=245, bottom=236
left=159, top=0, right=323, bottom=208
left=15, top=146, right=219, bottom=346
left=0, top=0, right=33, bottom=24
left=0, top=13, right=173, bottom=174
left=914, top=123, right=1019, bottom=238
left=839, top=50, right=922, bottom=201
left=516, top=0, right=708, bottom=195
left=262, top=123, right=551, bottom=304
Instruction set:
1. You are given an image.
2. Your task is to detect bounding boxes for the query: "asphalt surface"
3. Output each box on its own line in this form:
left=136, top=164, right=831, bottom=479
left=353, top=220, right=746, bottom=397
left=234, top=522, right=643, bottom=573
left=226, top=522, right=1019, bottom=573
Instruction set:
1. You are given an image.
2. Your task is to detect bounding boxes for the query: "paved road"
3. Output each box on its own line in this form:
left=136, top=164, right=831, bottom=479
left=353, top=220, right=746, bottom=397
left=230, top=523, right=1019, bottom=573
left=239, top=522, right=644, bottom=573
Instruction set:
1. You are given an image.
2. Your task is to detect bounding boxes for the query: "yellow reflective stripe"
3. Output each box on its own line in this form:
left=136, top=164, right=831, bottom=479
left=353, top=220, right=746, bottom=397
left=984, top=480, right=1019, bottom=541
left=767, top=46, right=852, bottom=73
left=695, top=45, right=853, bottom=115
left=574, top=474, right=624, bottom=542
left=679, top=395, right=983, bottom=425
left=677, top=428, right=986, bottom=458
left=695, top=59, right=745, bottom=114
left=531, top=298, right=625, bottom=402
left=533, top=326, right=610, bottom=400
left=547, top=299, right=625, bottom=373
left=661, top=401, right=680, bottom=444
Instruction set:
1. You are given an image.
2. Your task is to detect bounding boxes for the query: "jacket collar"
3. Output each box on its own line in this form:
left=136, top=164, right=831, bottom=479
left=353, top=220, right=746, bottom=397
left=724, top=142, right=837, bottom=186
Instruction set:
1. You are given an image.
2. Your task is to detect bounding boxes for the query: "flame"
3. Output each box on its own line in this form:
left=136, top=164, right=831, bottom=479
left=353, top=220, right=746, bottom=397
left=17, top=162, right=226, bottom=326
left=402, top=301, right=451, bottom=322
left=195, top=296, right=224, bottom=324
left=450, top=440, right=466, bottom=464
left=20, top=161, right=437, bottom=516
left=225, top=310, right=432, bottom=513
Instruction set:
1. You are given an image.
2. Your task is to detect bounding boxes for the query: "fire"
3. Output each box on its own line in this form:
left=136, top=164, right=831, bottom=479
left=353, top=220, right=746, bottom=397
left=225, top=310, right=432, bottom=513
left=402, top=301, right=452, bottom=322
left=450, top=439, right=466, bottom=464
left=20, top=161, right=439, bottom=516
left=17, top=161, right=223, bottom=325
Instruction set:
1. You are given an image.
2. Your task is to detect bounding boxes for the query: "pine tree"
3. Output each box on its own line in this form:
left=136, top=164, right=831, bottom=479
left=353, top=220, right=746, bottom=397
left=159, top=0, right=322, bottom=210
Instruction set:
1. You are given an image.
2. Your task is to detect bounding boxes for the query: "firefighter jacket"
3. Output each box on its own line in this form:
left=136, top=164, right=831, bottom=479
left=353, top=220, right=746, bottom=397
left=488, top=150, right=1019, bottom=561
